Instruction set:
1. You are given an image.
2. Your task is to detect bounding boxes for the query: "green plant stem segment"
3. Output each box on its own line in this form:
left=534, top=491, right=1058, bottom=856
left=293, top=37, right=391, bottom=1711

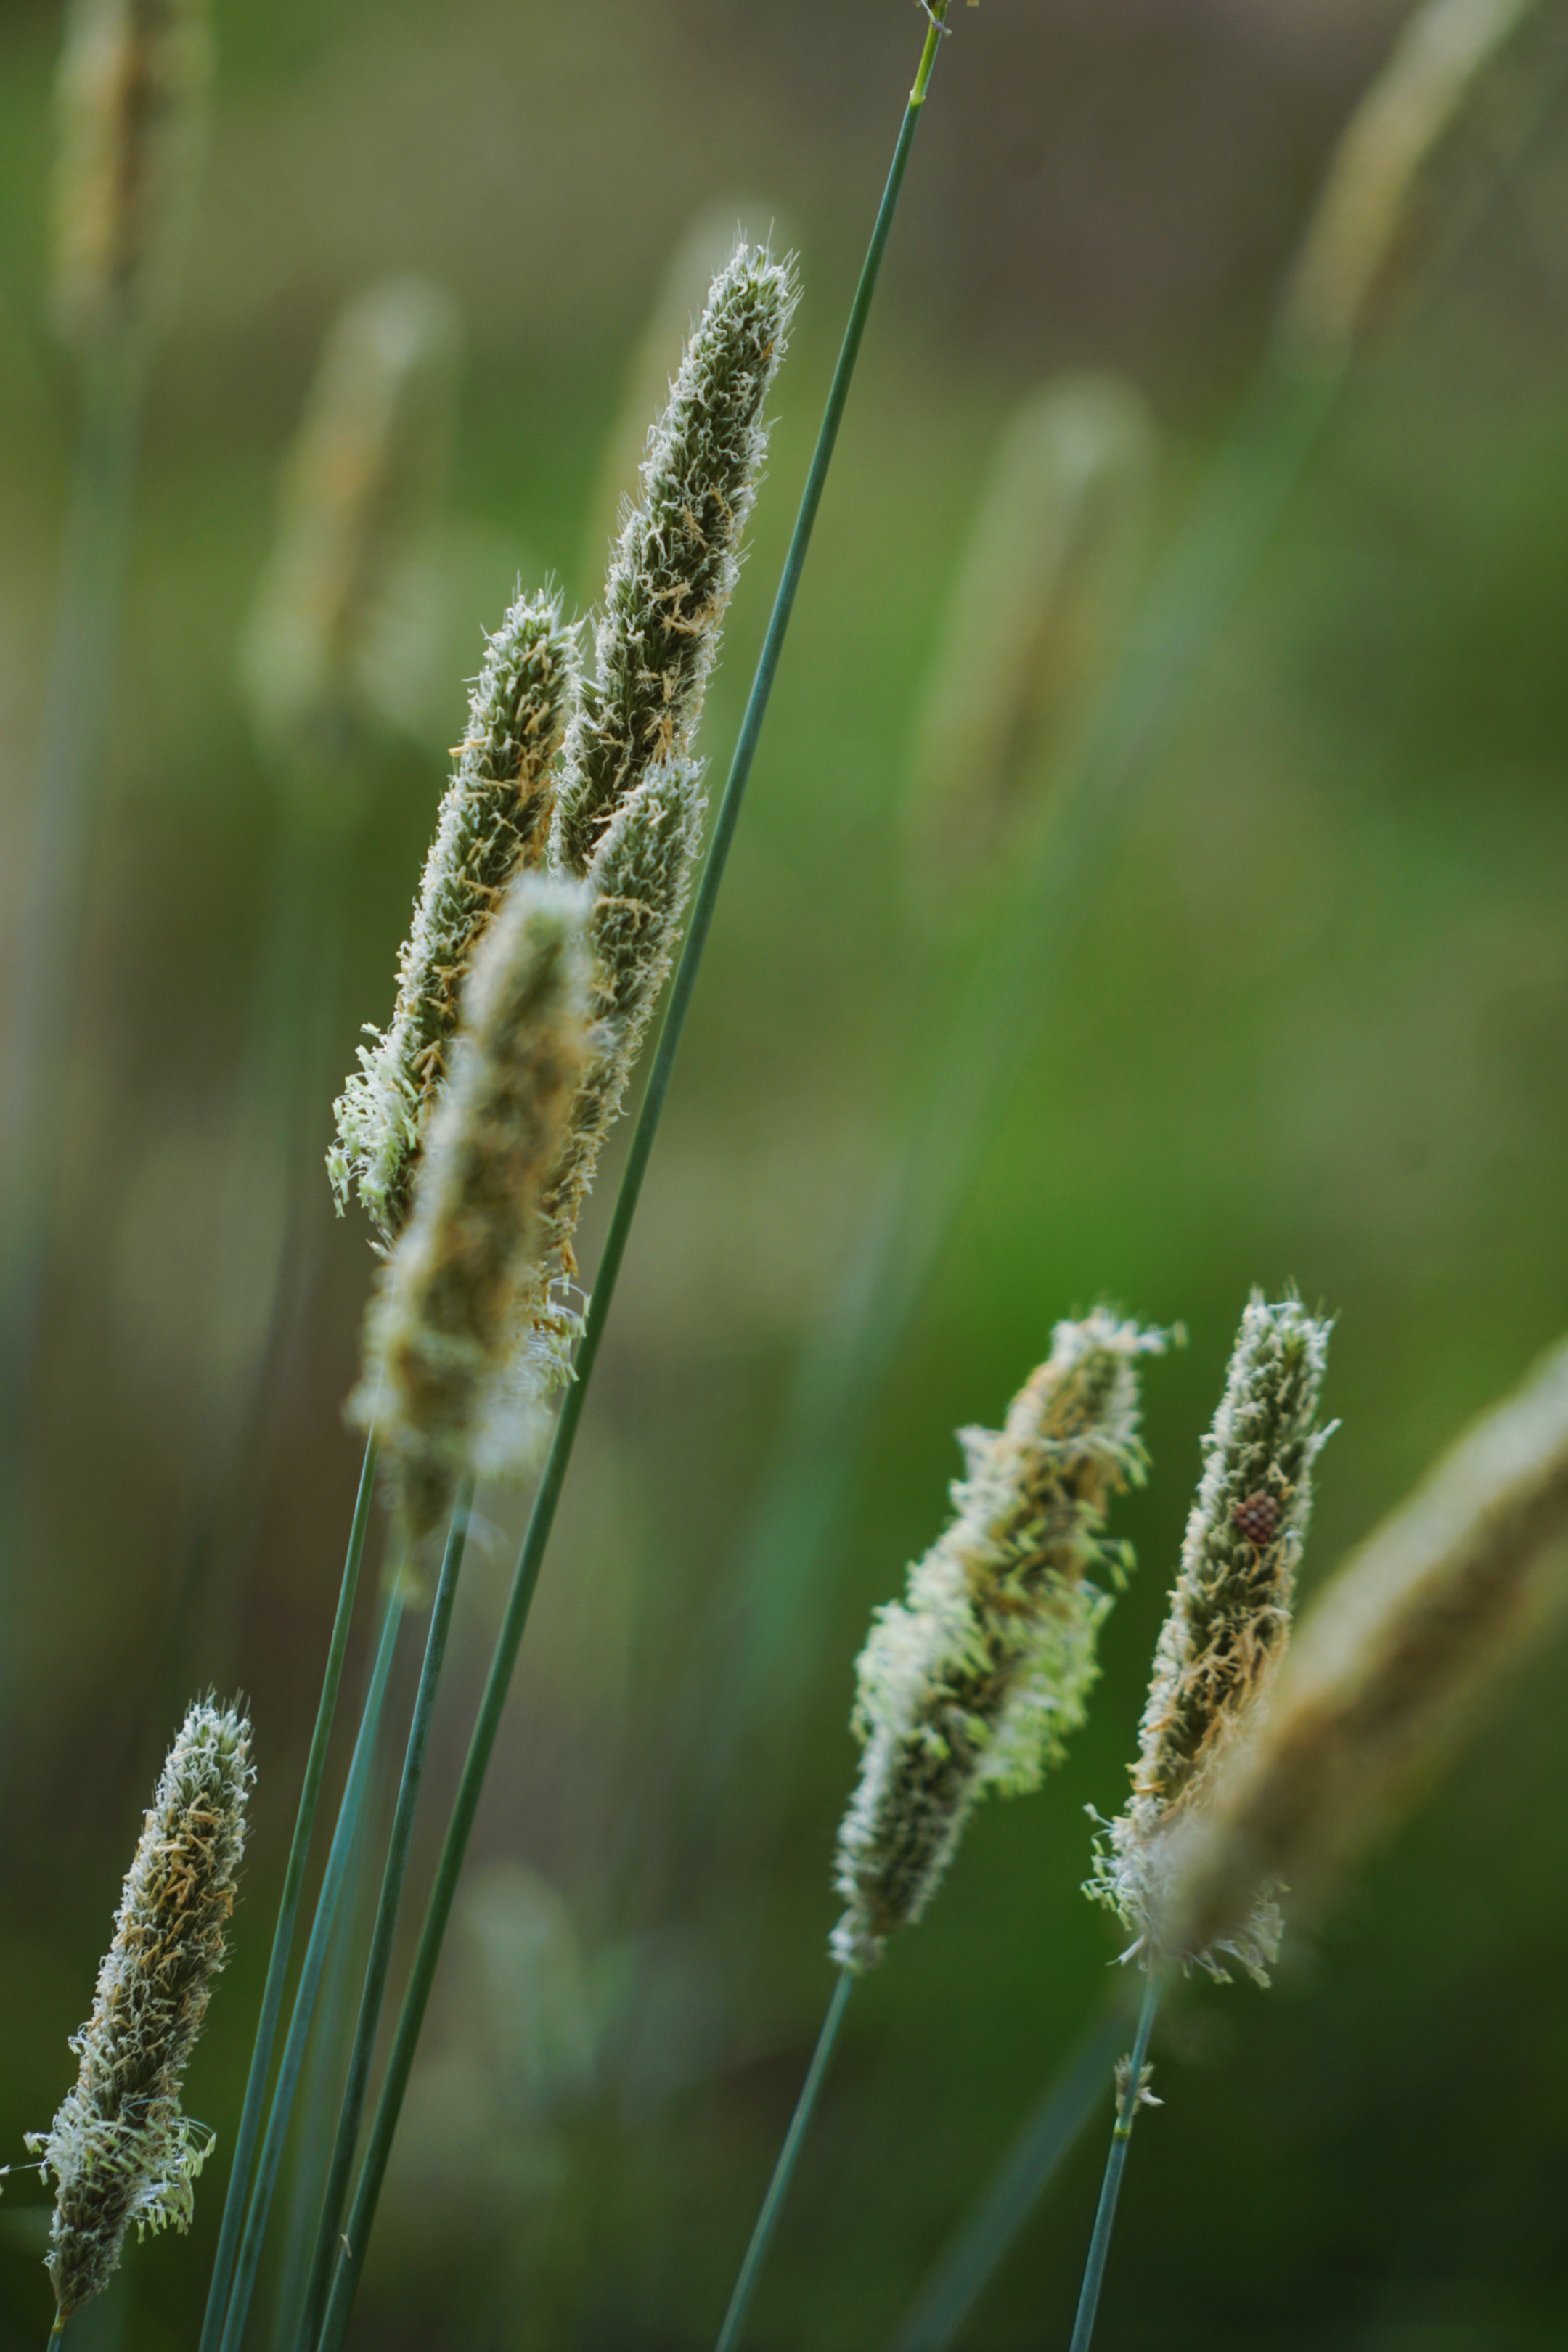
left=0, top=336, right=147, bottom=1789
left=197, top=1432, right=380, bottom=2352
left=46, top=2314, right=65, bottom=2352
left=890, top=1990, right=1135, bottom=2352
left=1066, top=1971, right=1165, bottom=2352
left=295, top=1486, right=474, bottom=2352
left=311, top=24, right=950, bottom=2349
left=215, top=1589, right=405, bottom=2352
left=713, top=1970, right=854, bottom=2352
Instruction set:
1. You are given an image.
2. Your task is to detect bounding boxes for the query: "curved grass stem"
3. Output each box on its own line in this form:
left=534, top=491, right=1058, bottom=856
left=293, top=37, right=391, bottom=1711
left=309, top=25, right=951, bottom=2348
left=294, top=1485, right=475, bottom=2352
left=197, top=1432, right=380, bottom=2352
left=1066, top=1969, right=1165, bottom=2352
left=713, top=1969, right=854, bottom=2352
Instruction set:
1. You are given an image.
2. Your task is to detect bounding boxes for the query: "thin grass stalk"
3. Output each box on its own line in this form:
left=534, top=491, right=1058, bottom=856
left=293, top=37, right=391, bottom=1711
left=1065, top=1967, right=1165, bottom=2352
left=309, top=23, right=952, bottom=2346
left=0, top=334, right=146, bottom=1785
left=889, top=1988, right=1135, bottom=2352
left=712, top=1969, right=854, bottom=2352
left=213, top=1590, right=405, bottom=2352
left=684, top=355, right=1341, bottom=1841
left=195, top=1430, right=380, bottom=2352
left=293, top=1484, right=474, bottom=2352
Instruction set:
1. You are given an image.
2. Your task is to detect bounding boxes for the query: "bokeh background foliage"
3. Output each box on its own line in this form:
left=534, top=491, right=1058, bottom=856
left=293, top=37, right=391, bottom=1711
left=3, top=1, right=1568, bottom=2347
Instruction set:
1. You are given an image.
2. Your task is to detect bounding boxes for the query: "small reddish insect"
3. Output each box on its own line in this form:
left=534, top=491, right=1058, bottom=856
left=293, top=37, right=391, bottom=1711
left=1232, top=1492, right=1282, bottom=1547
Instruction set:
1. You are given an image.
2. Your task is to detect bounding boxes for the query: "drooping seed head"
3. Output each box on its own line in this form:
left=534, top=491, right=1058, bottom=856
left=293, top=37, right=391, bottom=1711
left=29, top=1699, right=253, bottom=2318
left=330, top=586, right=581, bottom=1242
left=1278, top=0, right=1540, bottom=370
left=905, top=374, right=1154, bottom=904
left=241, top=277, right=463, bottom=784
left=1088, top=1291, right=1333, bottom=1978
left=830, top=1312, right=1169, bottom=1975
left=1161, top=1331, right=1568, bottom=1972
left=552, top=241, right=798, bottom=876
left=52, top=0, right=212, bottom=346
left=357, top=874, right=592, bottom=1537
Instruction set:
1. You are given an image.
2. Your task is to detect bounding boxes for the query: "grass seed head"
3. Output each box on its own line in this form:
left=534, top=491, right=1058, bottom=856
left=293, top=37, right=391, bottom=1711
left=552, top=241, right=798, bottom=876
left=240, top=277, right=463, bottom=782
left=830, top=1311, right=1168, bottom=1974
left=1278, top=0, right=1541, bottom=368
left=29, top=1699, right=253, bottom=2318
left=52, top=0, right=211, bottom=346
left=358, top=875, right=592, bottom=1537
left=1089, top=1291, right=1333, bottom=1980
left=1163, top=1330, right=1568, bottom=1969
left=330, top=586, right=581, bottom=1243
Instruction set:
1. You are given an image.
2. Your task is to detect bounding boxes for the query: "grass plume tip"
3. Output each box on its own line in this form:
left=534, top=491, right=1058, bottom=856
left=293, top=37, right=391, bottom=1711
left=52, top=0, right=212, bottom=346
left=831, top=1311, right=1168, bottom=1975
left=1089, top=1291, right=1333, bottom=1983
left=1163, top=1329, right=1568, bottom=1970
left=1278, top=0, right=1541, bottom=369
left=552, top=240, right=798, bottom=876
left=240, top=276, right=464, bottom=782
left=357, top=873, right=592, bottom=1538
left=330, top=585, right=581, bottom=1241
left=28, top=1699, right=253, bottom=2319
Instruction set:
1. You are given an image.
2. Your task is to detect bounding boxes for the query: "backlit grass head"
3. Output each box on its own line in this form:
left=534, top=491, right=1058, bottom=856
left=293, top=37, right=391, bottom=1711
left=832, top=1311, right=1168, bottom=1973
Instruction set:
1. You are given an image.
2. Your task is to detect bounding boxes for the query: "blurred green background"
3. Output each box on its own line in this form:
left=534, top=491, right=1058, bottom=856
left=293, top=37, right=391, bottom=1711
left=4, top=1, right=1568, bottom=2347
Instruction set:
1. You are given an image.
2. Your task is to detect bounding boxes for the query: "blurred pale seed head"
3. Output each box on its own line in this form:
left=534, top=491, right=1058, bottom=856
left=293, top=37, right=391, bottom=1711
left=1161, top=1330, right=1568, bottom=1970
left=905, top=373, right=1155, bottom=910
left=240, top=276, right=464, bottom=797
left=52, top=0, right=211, bottom=347
left=1278, top=0, right=1543, bottom=368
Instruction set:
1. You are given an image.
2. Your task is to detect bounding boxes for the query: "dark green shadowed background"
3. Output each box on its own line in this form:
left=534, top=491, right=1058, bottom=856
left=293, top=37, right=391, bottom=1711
left=2, top=1, right=1568, bottom=2347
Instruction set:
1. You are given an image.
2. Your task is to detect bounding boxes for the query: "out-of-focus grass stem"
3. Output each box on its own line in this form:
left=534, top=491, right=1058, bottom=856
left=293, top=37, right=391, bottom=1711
left=693, top=354, right=1342, bottom=1810
left=0, top=331, right=147, bottom=1784
left=1065, top=1968, right=1165, bottom=2352
left=295, top=1484, right=474, bottom=2352
left=309, top=20, right=953, bottom=2345
left=197, top=1433, right=381, bottom=2352
left=889, top=1988, right=1136, bottom=2352
left=712, top=1969, right=854, bottom=2352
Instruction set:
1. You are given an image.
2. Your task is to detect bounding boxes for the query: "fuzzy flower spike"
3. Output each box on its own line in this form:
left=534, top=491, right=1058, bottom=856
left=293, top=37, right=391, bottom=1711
left=1089, top=1291, right=1333, bottom=1980
left=552, top=240, right=799, bottom=876
left=330, top=585, right=580, bottom=1241
left=831, top=1311, right=1168, bottom=1974
left=30, top=1699, right=253, bottom=2323
left=1164, top=1328, right=1568, bottom=1972
left=358, top=875, right=592, bottom=1537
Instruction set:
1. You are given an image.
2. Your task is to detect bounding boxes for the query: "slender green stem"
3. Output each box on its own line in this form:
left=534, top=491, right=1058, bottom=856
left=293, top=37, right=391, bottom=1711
left=713, top=1969, right=854, bottom=2352
left=215, top=1591, right=405, bottom=2352
left=686, top=356, right=1344, bottom=1829
left=889, top=1987, right=1136, bottom=2352
left=311, top=31, right=948, bottom=2351
left=295, top=1486, right=474, bottom=2352
left=46, top=2312, right=65, bottom=2352
left=1066, top=1969, right=1164, bottom=2352
left=0, top=333, right=147, bottom=1791
left=197, top=1432, right=380, bottom=2352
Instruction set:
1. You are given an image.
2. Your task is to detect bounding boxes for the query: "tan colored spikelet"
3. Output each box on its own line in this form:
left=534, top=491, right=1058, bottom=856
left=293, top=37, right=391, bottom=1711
left=28, top=1699, right=253, bottom=2319
left=1278, top=0, right=1540, bottom=368
left=241, top=277, right=464, bottom=783
left=1161, top=1331, right=1568, bottom=1972
left=830, top=1312, right=1168, bottom=1973
left=359, top=875, right=592, bottom=1538
left=330, top=586, right=581, bottom=1242
left=905, top=375, right=1154, bottom=901
left=1088, top=1294, right=1333, bottom=1977
left=52, top=0, right=211, bottom=346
